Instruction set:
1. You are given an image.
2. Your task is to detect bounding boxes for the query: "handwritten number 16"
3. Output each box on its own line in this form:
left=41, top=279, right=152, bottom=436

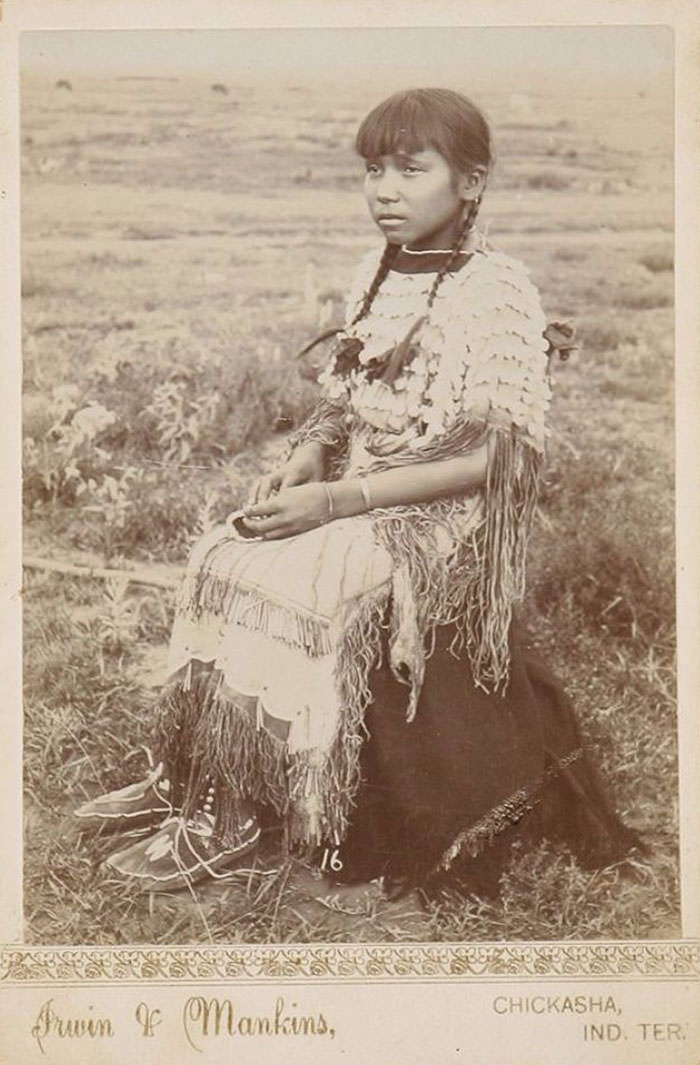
left=320, top=848, right=343, bottom=872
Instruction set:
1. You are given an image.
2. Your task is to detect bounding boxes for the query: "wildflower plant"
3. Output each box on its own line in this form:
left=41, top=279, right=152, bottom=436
left=23, top=388, right=116, bottom=506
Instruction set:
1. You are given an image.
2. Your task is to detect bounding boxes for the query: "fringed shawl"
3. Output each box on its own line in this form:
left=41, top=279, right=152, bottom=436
left=294, top=245, right=551, bottom=703
left=165, top=244, right=553, bottom=846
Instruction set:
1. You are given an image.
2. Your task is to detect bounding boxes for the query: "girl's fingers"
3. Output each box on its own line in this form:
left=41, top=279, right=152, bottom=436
left=252, top=475, right=276, bottom=504
left=258, top=525, right=295, bottom=541
left=240, top=506, right=289, bottom=533
left=244, top=496, right=283, bottom=519
left=243, top=513, right=289, bottom=535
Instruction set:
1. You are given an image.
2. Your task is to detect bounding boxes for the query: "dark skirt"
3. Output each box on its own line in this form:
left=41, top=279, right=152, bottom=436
left=332, top=619, right=641, bottom=896
left=155, top=618, right=641, bottom=897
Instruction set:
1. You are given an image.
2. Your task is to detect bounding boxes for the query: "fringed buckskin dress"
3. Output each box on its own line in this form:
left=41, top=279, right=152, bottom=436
left=154, top=241, right=637, bottom=892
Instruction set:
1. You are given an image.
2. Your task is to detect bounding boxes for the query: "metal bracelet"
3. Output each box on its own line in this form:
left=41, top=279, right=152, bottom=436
left=323, top=482, right=335, bottom=521
left=358, top=475, right=373, bottom=512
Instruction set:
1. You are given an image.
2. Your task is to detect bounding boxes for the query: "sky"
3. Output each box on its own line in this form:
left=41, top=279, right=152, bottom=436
left=20, top=25, right=673, bottom=98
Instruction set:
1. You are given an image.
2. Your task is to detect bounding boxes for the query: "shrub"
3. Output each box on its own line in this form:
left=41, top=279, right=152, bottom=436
left=76, top=466, right=218, bottom=564
left=89, top=335, right=317, bottom=465
left=23, top=388, right=117, bottom=506
left=23, top=325, right=320, bottom=557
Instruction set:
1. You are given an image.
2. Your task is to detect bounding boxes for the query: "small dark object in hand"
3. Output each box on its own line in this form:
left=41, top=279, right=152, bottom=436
left=226, top=511, right=263, bottom=542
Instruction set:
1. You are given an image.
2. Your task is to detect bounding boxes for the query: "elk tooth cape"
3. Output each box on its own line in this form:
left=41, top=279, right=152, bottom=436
left=164, top=244, right=551, bottom=848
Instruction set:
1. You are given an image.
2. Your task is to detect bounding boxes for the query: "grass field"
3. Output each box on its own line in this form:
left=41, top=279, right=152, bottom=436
left=21, top=73, right=676, bottom=944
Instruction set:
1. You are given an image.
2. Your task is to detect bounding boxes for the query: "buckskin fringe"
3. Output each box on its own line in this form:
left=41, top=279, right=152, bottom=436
left=282, top=397, right=355, bottom=480
left=472, top=428, right=542, bottom=691
left=153, top=673, right=331, bottom=847
left=287, top=583, right=390, bottom=845
left=154, top=672, right=288, bottom=843
left=368, top=424, right=541, bottom=698
left=154, top=585, right=390, bottom=848
left=441, top=785, right=535, bottom=867
left=331, top=582, right=390, bottom=806
left=369, top=498, right=481, bottom=717
left=286, top=397, right=352, bottom=456
left=363, top=416, right=489, bottom=467
left=439, top=747, right=584, bottom=870
left=179, top=573, right=332, bottom=658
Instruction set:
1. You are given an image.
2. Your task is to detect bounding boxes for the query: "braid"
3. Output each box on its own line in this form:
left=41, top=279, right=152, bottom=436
left=373, top=199, right=482, bottom=386
left=350, top=242, right=400, bottom=325
left=426, top=197, right=481, bottom=309
left=350, top=196, right=481, bottom=327
left=295, top=242, right=398, bottom=360
left=306, top=198, right=481, bottom=377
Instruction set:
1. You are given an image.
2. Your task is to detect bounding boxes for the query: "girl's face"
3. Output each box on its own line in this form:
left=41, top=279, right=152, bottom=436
left=363, top=147, right=473, bottom=251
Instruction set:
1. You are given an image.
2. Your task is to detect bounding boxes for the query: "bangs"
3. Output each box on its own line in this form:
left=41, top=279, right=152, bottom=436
left=355, top=94, right=438, bottom=160
left=355, top=88, right=491, bottom=171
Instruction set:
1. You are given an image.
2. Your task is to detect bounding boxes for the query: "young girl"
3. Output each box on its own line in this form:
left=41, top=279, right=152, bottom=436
left=77, top=88, right=639, bottom=897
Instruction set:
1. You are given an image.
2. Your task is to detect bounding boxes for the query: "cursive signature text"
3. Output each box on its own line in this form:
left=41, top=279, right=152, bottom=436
left=183, top=995, right=335, bottom=1051
left=31, top=998, right=114, bottom=1055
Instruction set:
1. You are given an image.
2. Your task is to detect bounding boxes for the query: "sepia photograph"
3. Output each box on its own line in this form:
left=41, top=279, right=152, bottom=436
left=1, top=4, right=699, bottom=1064
left=18, top=21, right=678, bottom=945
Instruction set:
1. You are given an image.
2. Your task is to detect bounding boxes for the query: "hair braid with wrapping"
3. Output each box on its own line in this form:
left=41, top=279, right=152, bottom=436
left=426, top=196, right=481, bottom=309
left=349, top=241, right=400, bottom=326
left=349, top=193, right=482, bottom=354
left=366, top=195, right=483, bottom=386
left=298, top=89, right=490, bottom=360
left=295, top=240, right=400, bottom=359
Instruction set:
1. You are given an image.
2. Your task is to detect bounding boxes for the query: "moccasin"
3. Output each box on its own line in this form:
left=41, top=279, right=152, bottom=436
left=75, top=764, right=175, bottom=831
left=104, top=811, right=261, bottom=890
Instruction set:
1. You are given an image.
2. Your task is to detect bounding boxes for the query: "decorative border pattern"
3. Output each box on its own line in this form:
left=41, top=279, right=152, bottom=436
left=2, top=943, right=700, bottom=983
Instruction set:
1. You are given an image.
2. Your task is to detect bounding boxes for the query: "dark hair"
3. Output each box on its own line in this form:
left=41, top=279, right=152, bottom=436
left=297, top=90, right=491, bottom=359
left=355, top=87, right=492, bottom=175
left=349, top=89, right=491, bottom=329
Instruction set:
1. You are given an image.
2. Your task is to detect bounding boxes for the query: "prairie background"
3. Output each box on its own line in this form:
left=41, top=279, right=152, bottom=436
left=20, top=32, right=676, bottom=944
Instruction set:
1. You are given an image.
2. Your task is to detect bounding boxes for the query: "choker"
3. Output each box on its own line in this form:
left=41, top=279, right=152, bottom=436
left=401, top=246, right=454, bottom=256
left=392, top=247, right=472, bottom=276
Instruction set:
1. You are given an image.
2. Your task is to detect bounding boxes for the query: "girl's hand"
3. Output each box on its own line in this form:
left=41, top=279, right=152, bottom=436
left=249, top=443, right=326, bottom=505
left=241, top=483, right=332, bottom=540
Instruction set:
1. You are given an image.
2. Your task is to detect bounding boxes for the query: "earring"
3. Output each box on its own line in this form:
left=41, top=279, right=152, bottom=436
left=462, top=195, right=481, bottom=231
